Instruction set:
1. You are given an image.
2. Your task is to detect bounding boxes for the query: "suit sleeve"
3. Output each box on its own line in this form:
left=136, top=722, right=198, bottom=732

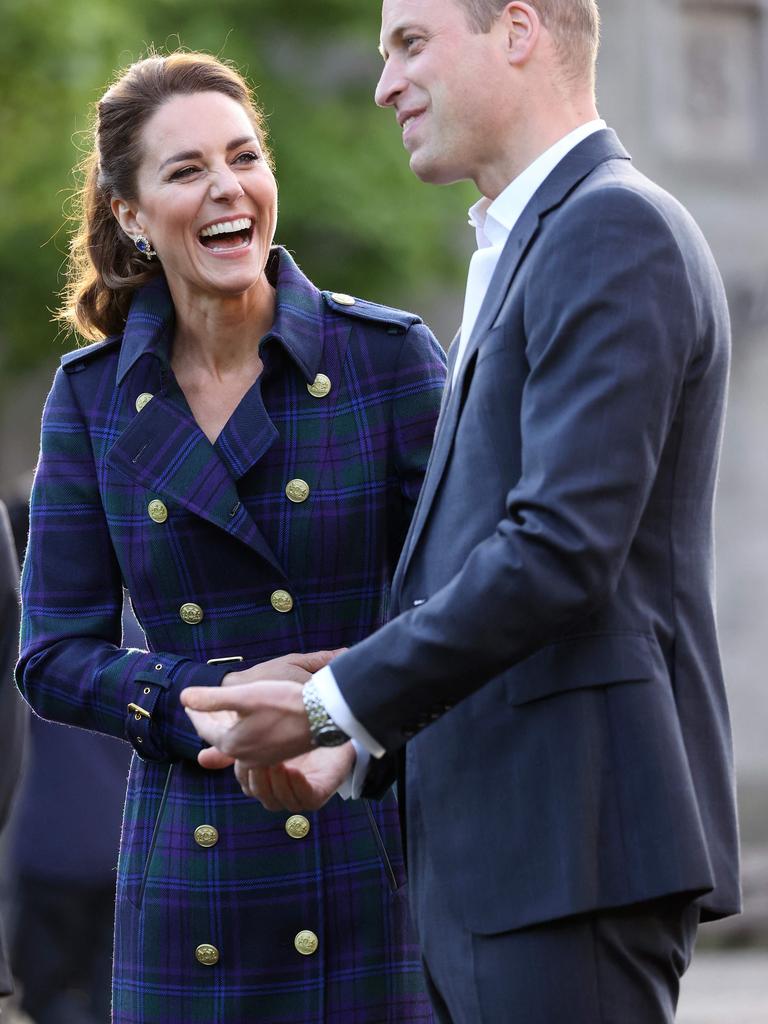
left=16, top=367, right=229, bottom=763
left=332, top=187, right=703, bottom=752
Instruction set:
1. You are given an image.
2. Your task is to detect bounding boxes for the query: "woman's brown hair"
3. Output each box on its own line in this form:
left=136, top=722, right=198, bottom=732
left=59, top=51, right=272, bottom=341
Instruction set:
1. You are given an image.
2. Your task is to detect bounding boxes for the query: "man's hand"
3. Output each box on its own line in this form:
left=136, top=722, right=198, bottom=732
left=188, top=650, right=343, bottom=770
left=183, top=680, right=313, bottom=766
left=234, top=744, right=356, bottom=811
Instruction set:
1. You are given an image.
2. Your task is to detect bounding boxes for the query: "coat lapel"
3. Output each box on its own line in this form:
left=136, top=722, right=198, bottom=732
left=394, top=130, right=631, bottom=593
left=106, top=392, right=286, bottom=575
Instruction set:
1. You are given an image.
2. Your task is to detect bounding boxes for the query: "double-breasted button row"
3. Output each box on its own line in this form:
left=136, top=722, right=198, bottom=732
left=180, top=593, right=294, bottom=622
left=194, top=931, right=318, bottom=966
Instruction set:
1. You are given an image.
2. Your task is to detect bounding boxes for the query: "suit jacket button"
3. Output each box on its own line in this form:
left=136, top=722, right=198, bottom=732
left=180, top=603, right=204, bottom=625
left=194, top=825, right=219, bottom=848
left=294, top=930, right=319, bottom=956
left=285, top=479, right=310, bottom=503
left=285, top=814, right=310, bottom=839
left=195, top=943, right=220, bottom=966
left=147, top=499, right=168, bottom=524
left=307, top=374, right=332, bottom=398
left=270, top=590, right=294, bottom=613
left=135, top=392, right=153, bottom=412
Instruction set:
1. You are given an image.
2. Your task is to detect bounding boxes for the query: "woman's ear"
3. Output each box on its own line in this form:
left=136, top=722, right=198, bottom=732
left=110, top=197, right=143, bottom=240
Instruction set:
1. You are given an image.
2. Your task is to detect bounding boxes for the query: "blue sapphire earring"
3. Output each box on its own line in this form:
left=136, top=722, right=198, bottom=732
left=134, top=235, right=157, bottom=260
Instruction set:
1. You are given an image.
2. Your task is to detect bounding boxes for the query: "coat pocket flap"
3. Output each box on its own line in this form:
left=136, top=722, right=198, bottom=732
left=504, top=632, right=661, bottom=706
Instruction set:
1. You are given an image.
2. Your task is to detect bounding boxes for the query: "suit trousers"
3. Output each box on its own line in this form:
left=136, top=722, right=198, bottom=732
left=406, top=756, right=699, bottom=1024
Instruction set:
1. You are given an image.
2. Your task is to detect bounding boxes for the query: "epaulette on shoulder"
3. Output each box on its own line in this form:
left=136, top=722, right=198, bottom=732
left=322, top=291, right=422, bottom=336
left=61, top=335, right=122, bottom=374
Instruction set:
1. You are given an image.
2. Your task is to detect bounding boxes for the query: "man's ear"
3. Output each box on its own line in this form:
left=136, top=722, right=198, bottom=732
left=498, top=2, right=540, bottom=65
left=110, top=196, right=143, bottom=240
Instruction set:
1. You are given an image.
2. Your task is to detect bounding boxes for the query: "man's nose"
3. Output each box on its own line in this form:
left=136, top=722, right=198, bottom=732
left=374, top=58, right=405, bottom=108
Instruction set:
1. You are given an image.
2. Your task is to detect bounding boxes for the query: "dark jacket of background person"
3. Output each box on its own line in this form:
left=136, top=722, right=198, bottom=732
left=16, top=248, right=446, bottom=1022
left=4, top=484, right=132, bottom=1023
left=0, top=501, right=26, bottom=996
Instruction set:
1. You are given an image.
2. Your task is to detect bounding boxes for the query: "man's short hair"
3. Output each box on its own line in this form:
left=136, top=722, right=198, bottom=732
left=458, top=0, right=600, bottom=85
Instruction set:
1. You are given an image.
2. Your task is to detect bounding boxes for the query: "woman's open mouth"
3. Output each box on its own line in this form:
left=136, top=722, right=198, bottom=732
left=198, top=217, right=254, bottom=254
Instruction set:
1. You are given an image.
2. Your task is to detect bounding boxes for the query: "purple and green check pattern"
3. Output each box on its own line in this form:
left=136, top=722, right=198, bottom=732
left=18, top=248, right=445, bottom=1022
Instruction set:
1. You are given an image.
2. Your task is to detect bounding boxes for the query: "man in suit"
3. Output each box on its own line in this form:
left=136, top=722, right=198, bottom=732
left=0, top=501, right=26, bottom=998
left=182, top=2, right=741, bottom=1020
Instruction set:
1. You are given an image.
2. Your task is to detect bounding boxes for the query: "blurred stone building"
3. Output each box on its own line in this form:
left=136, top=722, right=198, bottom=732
left=1, top=0, right=767, bottom=926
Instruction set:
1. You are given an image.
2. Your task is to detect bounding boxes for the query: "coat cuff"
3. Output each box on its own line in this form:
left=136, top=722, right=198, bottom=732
left=125, top=656, right=230, bottom=762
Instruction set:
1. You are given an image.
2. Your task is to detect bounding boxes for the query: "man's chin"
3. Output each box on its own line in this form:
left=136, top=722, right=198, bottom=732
left=409, top=151, right=465, bottom=187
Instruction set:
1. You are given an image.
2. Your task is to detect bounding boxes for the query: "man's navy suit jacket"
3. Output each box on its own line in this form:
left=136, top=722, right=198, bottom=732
left=333, top=129, right=741, bottom=935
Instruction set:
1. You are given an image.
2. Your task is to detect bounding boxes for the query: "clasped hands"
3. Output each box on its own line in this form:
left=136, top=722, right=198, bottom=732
left=181, top=650, right=354, bottom=812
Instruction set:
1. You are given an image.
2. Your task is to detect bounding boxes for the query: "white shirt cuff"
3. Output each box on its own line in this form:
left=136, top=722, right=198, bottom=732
left=335, top=740, right=371, bottom=800
left=313, top=664, right=386, bottom=758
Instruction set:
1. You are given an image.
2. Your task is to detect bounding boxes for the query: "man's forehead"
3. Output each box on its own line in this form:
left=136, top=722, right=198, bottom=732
left=379, top=0, right=457, bottom=50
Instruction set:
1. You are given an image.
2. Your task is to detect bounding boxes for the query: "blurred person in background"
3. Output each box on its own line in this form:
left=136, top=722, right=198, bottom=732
left=16, top=51, right=445, bottom=1023
left=4, top=479, right=131, bottom=1024
left=0, top=501, right=26, bottom=1001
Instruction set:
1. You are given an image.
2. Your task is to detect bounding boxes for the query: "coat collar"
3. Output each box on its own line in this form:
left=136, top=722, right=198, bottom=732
left=115, top=246, right=325, bottom=387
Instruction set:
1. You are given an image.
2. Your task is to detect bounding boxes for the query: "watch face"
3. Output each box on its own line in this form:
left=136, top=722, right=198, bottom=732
left=316, top=724, right=348, bottom=747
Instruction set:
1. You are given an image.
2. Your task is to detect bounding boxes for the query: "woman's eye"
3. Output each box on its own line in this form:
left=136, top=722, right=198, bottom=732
left=234, top=151, right=260, bottom=165
left=169, top=165, right=200, bottom=181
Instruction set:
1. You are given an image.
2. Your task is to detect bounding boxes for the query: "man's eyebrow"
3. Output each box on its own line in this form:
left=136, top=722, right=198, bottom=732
left=158, top=135, right=258, bottom=171
left=378, top=23, right=423, bottom=61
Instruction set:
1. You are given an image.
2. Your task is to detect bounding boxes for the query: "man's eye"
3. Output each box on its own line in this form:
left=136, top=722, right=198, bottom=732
left=404, top=36, right=422, bottom=50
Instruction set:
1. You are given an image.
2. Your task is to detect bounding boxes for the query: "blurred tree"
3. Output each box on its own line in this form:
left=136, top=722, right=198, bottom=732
left=0, top=0, right=472, bottom=378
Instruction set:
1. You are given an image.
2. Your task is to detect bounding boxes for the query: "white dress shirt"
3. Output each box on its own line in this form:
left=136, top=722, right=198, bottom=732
left=322, top=120, right=607, bottom=796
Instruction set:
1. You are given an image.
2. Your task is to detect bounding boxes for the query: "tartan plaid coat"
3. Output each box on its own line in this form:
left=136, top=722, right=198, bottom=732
left=17, top=248, right=445, bottom=1023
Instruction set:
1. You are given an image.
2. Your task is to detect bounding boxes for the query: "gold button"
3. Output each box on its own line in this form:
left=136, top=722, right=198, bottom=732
left=195, top=943, right=220, bottom=966
left=294, top=930, right=319, bottom=956
left=180, top=602, right=204, bottom=625
left=285, top=479, right=310, bottom=504
left=307, top=374, right=331, bottom=399
left=270, top=590, right=293, bottom=614
left=330, top=292, right=356, bottom=306
left=147, top=499, right=168, bottom=524
left=285, top=815, right=310, bottom=840
left=194, top=825, right=219, bottom=848
left=135, top=392, right=153, bottom=412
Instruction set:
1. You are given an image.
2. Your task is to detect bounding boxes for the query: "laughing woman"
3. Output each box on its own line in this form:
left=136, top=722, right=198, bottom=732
left=16, top=52, right=444, bottom=1023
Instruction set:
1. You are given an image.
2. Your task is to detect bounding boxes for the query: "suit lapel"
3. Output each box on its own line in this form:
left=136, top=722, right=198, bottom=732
left=394, top=130, right=631, bottom=594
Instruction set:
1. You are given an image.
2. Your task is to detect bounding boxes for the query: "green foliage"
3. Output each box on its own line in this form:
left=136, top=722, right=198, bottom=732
left=0, top=0, right=473, bottom=377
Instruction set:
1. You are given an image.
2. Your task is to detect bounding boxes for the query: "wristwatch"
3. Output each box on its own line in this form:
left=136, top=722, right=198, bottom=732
left=302, top=680, right=349, bottom=747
